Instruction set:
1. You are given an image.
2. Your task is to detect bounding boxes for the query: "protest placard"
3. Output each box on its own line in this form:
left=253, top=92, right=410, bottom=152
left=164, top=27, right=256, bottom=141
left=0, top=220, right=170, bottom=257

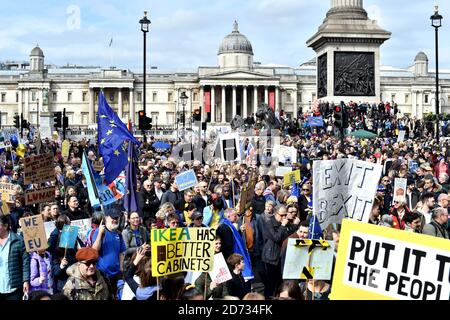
left=71, top=218, right=91, bottom=244
left=1, top=128, right=19, bottom=141
left=44, top=221, right=57, bottom=239
left=20, top=215, right=48, bottom=252
left=283, top=170, right=301, bottom=187
left=393, top=178, right=407, bottom=202
left=151, top=227, right=216, bottom=277
left=398, top=130, right=406, bottom=142
left=209, top=252, right=232, bottom=285
left=0, top=182, right=16, bottom=203
left=0, top=136, right=11, bottom=150
left=175, top=170, right=198, bottom=192
left=275, top=166, right=292, bottom=177
left=61, top=140, right=70, bottom=158
left=331, top=219, right=450, bottom=300
left=306, top=116, right=324, bottom=127
left=59, top=225, right=80, bottom=249
left=283, top=238, right=335, bottom=280
left=408, top=160, right=419, bottom=174
left=24, top=153, right=54, bottom=185
left=25, top=186, right=56, bottom=206
left=272, top=145, right=297, bottom=165
left=313, top=159, right=382, bottom=229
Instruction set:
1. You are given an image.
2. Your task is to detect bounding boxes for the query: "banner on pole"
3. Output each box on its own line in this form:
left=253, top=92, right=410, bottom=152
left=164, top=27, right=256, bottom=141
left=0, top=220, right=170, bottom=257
left=175, top=170, right=198, bottom=192
left=151, top=227, right=216, bottom=277
left=313, top=159, right=382, bottom=229
left=331, top=219, right=450, bottom=300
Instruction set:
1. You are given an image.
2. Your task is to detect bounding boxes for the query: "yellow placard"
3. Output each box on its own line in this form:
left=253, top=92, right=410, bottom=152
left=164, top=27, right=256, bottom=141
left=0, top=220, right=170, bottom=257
left=330, top=219, right=450, bottom=300
left=61, top=140, right=70, bottom=158
left=283, top=170, right=301, bottom=187
left=151, top=227, right=216, bottom=277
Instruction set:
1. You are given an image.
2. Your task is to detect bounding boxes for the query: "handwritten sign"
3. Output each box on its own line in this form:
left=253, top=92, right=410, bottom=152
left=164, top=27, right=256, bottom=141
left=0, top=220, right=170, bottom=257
left=313, top=159, right=382, bottom=230
left=61, top=140, right=70, bottom=158
left=20, top=215, right=48, bottom=252
left=59, top=225, right=80, bottom=249
left=331, top=220, right=450, bottom=300
left=283, top=170, right=301, bottom=187
left=24, top=153, right=54, bottom=185
left=25, top=186, right=56, bottom=206
left=175, top=170, right=198, bottom=192
left=209, top=252, right=232, bottom=285
left=0, top=182, right=16, bottom=203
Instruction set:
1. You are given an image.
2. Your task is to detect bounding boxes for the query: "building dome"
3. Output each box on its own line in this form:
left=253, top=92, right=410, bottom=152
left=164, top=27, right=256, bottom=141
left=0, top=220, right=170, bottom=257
left=30, top=45, right=44, bottom=57
left=218, top=21, right=253, bottom=55
left=414, top=51, right=428, bottom=62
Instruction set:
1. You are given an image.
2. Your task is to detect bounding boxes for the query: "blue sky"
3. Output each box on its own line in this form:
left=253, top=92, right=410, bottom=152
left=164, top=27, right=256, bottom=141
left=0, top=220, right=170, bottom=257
left=0, top=0, right=449, bottom=71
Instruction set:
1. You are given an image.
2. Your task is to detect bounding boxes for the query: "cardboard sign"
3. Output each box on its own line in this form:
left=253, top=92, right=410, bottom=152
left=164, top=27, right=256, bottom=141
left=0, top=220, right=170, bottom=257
left=0, top=182, right=16, bottom=203
left=151, top=227, right=216, bottom=277
left=20, top=215, right=48, bottom=252
left=70, top=218, right=92, bottom=244
left=313, top=159, right=382, bottom=230
left=59, top=225, right=80, bottom=249
left=175, top=170, right=198, bottom=192
left=275, top=166, right=292, bottom=177
left=283, top=238, right=335, bottom=280
left=61, top=140, right=70, bottom=158
left=331, top=220, right=450, bottom=300
left=25, top=186, right=56, bottom=206
left=209, top=252, right=232, bottom=285
left=24, top=153, right=54, bottom=185
left=283, top=170, right=301, bottom=187
left=393, top=178, right=407, bottom=202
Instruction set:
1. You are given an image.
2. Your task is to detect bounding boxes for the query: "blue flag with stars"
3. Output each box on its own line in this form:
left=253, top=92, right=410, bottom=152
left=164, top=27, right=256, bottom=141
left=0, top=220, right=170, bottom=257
left=308, top=214, right=323, bottom=240
left=98, top=92, right=139, bottom=184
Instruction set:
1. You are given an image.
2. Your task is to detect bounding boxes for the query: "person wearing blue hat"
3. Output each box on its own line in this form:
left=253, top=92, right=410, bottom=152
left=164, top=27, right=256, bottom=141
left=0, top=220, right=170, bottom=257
left=92, top=207, right=126, bottom=298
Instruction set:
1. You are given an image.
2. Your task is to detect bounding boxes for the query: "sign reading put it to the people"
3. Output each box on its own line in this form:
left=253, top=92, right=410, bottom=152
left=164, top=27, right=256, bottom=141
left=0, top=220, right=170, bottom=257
left=24, top=153, right=54, bottom=185
left=283, top=170, right=301, bottom=187
left=20, top=215, right=48, bottom=252
left=151, top=227, right=216, bottom=277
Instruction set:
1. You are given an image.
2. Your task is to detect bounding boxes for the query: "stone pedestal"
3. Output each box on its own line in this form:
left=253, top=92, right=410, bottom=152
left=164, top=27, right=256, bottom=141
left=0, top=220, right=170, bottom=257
left=39, top=112, right=53, bottom=139
left=307, top=0, right=391, bottom=103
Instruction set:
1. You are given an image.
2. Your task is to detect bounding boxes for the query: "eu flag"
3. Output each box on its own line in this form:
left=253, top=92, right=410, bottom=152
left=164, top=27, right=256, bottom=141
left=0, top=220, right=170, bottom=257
left=98, top=92, right=139, bottom=184
left=308, top=214, right=323, bottom=240
left=290, top=183, right=300, bottom=198
left=123, top=141, right=138, bottom=213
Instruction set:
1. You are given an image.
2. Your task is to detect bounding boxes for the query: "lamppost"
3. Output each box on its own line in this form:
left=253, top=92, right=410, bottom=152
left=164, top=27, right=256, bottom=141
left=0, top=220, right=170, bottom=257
left=139, top=11, right=151, bottom=142
left=180, top=91, right=188, bottom=138
left=431, top=5, right=443, bottom=143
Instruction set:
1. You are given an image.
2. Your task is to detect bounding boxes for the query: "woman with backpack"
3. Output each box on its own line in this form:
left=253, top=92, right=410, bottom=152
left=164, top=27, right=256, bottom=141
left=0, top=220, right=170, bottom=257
left=122, top=212, right=150, bottom=271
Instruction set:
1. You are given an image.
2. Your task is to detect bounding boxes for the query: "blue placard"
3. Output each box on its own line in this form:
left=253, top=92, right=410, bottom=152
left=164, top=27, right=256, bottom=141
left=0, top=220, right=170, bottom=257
left=306, top=116, right=324, bottom=127
left=59, top=225, right=80, bottom=248
left=175, top=169, right=198, bottom=192
left=409, top=160, right=419, bottom=174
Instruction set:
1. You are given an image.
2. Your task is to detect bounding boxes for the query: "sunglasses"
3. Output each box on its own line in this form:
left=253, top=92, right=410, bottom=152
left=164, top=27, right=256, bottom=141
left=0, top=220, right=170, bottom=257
left=80, top=260, right=97, bottom=267
left=302, top=189, right=311, bottom=191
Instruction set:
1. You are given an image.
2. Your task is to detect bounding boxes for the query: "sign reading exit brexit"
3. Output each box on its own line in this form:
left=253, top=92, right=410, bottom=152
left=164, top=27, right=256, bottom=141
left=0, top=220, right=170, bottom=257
left=151, top=227, right=216, bottom=277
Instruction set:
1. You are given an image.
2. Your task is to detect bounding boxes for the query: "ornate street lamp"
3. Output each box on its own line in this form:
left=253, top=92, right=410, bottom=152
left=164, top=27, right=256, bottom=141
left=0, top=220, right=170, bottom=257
left=431, top=5, right=443, bottom=143
left=139, top=11, right=151, bottom=142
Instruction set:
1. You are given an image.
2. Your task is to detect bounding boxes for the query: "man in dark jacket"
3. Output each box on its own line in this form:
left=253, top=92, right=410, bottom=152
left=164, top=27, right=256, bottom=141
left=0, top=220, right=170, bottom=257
left=261, top=205, right=289, bottom=299
left=160, top=178, right=182, bottom=206
left=62, top=195, right=90, bottom=221
left=0, top=215, right=30, bottom=300
left=405, top=177, right=420, bottom=210
left=251, top=182, right=266, bottom=215
left=138, top=179, right=165, bottom=226
left=193, top=181, right=211, bottom=214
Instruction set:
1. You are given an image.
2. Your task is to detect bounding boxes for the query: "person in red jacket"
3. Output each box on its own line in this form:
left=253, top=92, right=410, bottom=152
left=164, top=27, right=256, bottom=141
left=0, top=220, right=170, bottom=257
left=388, top=196, right=412, bottom=230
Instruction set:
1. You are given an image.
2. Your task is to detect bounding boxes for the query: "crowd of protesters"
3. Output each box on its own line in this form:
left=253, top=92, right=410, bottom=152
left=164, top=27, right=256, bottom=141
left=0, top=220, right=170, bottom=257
left=0, top=100, right=448, bottom=301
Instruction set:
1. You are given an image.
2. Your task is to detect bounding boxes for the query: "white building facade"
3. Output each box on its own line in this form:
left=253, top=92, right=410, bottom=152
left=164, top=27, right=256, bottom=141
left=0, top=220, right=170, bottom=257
left=1, top=7, right=450, bottom=131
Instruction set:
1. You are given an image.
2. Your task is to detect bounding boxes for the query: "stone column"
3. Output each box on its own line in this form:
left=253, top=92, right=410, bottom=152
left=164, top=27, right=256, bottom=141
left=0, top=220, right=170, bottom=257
left=89, top=88, right=95, bottom=124
left=232, top=86, right=237, bottom=118
left=264, top=86, right=268, bottom=104
left=221, top=86, right=226, bottom=123
left=24, top=90, right=29, bottom=120
left=253, top=86, right=258, bottom=114
left=411, top=90, right=417, bottom=118
left=129, top=89, right=135, bottom=124
left=17, top=89, right=22, bottom=114
left=118, top=89, right=123, bottom=119
left=199, top=86, right=204, bottom=122
left=243, top=86, right=248, bottom=119
left=275, top=86, right=280, bottom=112
left=39, top=90, right=44, bottom=112
left=418, top=91, right=423, bottom=119
left=210, top=86, right=215, bottom=123
left=332, top=0, right=362, bottom=8
left=293, top=89, right=298, bottom=117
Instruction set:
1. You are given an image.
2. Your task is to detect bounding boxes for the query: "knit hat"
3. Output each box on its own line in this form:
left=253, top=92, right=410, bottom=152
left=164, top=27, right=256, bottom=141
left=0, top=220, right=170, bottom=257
left=76, top=248, right=99, bottom=262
